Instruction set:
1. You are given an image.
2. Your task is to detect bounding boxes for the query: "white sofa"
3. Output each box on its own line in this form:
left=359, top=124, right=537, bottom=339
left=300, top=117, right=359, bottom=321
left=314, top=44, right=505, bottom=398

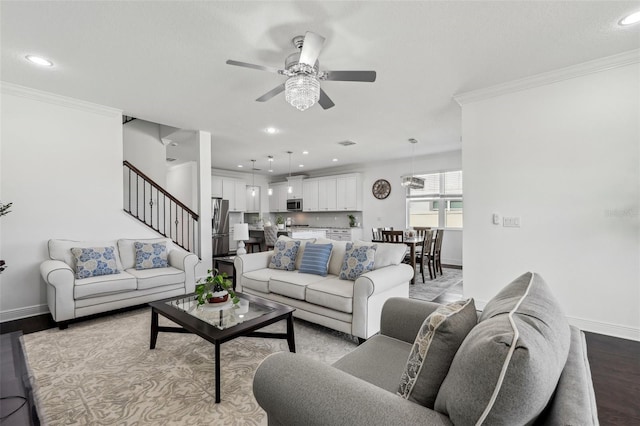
left=234, top=238, right=414, bottom=340
left=40, top=237, right=199, bottom=328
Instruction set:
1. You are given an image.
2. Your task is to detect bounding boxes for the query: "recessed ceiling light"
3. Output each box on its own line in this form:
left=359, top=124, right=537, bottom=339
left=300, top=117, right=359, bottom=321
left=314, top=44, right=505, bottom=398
left=298, top=164, right=304, bottom=168
left=620, top=11, right=640, bottom=26
left=265, top=127, right=278, bottom=134
left=25, top=55, right=53, bottom=67
left=237, top=164, right=243, bottom=168
left=302, top=150, right=309, bottom=155
left=332, top=158, right=338, bottom=162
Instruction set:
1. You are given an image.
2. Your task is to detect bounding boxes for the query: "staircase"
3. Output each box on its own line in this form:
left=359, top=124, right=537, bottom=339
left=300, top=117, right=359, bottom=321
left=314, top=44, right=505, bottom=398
left=123, top=160, right=200, bottom=257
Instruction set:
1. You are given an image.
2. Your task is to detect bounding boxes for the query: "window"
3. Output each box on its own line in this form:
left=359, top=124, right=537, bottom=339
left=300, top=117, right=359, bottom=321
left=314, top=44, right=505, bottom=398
left=406, top=170, right=463, bottom=229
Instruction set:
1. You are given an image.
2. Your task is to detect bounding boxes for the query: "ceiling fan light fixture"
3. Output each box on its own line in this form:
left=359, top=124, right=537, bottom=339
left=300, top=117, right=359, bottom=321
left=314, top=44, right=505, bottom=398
left=285, top=74, right=320, bottom=111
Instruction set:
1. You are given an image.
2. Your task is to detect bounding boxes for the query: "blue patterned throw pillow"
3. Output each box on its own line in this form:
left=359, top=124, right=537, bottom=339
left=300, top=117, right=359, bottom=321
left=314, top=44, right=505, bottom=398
left=71, top=246, right=120, bottom=279
left=339, top=243, right=377, bottom=280
left=268, top=240, right=301, bottom=271
left=298, top=243, right=333, bottom=276
left=134, top=242, right=168, bottom=270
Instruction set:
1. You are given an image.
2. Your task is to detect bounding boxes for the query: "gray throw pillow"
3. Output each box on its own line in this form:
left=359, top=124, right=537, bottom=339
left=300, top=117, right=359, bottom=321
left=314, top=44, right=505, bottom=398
left=434, top=272, right=571, bottom=425
left=397, top=298, right=477, bottom=408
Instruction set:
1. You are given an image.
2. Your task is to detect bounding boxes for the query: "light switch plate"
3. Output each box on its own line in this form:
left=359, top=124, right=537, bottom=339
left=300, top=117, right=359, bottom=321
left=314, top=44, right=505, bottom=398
left=503, top=217, right=521, bottom=227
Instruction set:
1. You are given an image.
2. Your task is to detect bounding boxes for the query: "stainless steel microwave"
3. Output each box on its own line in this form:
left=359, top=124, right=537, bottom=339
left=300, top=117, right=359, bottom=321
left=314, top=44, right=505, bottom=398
left=286, top=199, right=303, bottom=211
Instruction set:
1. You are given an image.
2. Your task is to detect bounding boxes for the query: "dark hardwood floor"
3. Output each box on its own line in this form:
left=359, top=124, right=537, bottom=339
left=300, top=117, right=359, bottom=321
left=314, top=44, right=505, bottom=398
left=1, top=298, right=638, bottom=425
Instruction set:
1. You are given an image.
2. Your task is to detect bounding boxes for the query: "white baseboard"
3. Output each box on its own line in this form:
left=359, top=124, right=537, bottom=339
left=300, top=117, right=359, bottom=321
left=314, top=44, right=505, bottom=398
left=469, top=298, right=639, bottom=342
left=0, top=304, right=50, bottom=323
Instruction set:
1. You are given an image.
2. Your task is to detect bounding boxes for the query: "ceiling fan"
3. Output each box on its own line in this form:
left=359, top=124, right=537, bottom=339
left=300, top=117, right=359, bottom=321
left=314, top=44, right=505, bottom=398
left=226, top=31, right=376, bottom=111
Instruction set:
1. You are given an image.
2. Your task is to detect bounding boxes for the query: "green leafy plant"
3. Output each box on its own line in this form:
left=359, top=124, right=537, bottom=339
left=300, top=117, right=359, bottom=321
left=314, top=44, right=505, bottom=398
left=195, top=269, right=239, bottom=306
left=348, top=214, right=356, bottom=227
left=275, top=216, right=284, bottom=225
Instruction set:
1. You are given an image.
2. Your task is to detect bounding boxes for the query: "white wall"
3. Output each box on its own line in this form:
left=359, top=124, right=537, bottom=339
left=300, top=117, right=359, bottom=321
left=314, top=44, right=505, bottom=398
left=123, top=119, right=167, bottom=187
left=0, top=83, right=162, bottom=321
left=167, top=161, right=197, bottom=211
left=461, top=62, right=639, bottom=340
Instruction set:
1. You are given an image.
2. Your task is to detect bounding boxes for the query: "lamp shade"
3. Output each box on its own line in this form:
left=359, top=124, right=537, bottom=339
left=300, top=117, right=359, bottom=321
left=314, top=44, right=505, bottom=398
left=233, top=223, right=249, bottom=241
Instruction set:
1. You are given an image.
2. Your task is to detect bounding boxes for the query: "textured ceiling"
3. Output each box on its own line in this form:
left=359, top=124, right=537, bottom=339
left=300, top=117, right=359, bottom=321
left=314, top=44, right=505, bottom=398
left=2, top=1, right=639, bottom=175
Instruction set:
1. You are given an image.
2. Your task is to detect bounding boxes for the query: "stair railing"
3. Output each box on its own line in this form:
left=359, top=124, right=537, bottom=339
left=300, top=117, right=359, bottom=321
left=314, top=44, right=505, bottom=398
left=123, top=161, right=199, bottom=256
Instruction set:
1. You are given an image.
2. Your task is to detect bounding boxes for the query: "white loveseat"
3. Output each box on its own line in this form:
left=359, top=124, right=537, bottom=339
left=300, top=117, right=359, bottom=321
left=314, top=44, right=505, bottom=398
left=234, top=238, right=414, bottom=340
left=40, top=237, right=199, bottom=328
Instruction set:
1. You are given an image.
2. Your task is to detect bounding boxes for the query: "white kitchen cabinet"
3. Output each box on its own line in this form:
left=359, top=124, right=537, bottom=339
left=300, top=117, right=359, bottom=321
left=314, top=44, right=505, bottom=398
left=211, top=176, right=223, bottom=198
left=303, top=179, right=319, bottom=211
left=218, top=177, right=247, bottom=212
left=277, top=184, right=289, bottom=212
left=318, top=178, right=337, bottom=211
left=336, top=175, right=358, bottom=210
left=234, top=181, right=247, bottom=212
left=268, top=182, right=289, bottom=212
left=287, top=176, right=304, bottom=200
left=327, top=228, right=363, bottom=241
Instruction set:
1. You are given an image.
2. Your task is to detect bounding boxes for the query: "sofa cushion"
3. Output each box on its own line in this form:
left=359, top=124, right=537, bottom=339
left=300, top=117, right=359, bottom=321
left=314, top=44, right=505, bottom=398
left=339, top=243, right=377, bottom=281
left=126, top=266, right=185, bottom=290
left=118, top=238, right=173, bottom=270
left=49, top=239, right=124, bottom=271
left=306, top=277, right=353, bottom=313
left=73, top=271, right=137, bottom=299
left=268, top=239, right=301, bottom=271
left=277, top=236, right=316, bottom=270
left=298, top=243, right=333, bottom=276
left=134, top=241, right=169, bottom=270
left=241, top=269, right=274, bottom=293
left=397, top=298, right=477, bottom=408
left=269, top=271, right=330, bottom=300
left=70, top=246, right=120, bottom=279
left=325, top=240, right=349, bottom=276
left=334, top=334, right=413, bottom=393
left=356, top=241, right=407, bottom=269
left=434, top=272, right=571, bottom=425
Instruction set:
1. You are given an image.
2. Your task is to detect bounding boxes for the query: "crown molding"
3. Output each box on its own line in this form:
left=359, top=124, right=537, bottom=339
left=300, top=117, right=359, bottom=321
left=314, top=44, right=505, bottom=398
left=454, top=49, right=640, bottom=106
left=1, top=81, right=122, bottom=117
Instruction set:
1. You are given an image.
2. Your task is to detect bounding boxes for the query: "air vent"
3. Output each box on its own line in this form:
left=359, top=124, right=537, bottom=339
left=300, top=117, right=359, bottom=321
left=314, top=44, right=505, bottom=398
left=338, top=140, right=356, bottom=146
left=166, top=157, right=177, bottom=162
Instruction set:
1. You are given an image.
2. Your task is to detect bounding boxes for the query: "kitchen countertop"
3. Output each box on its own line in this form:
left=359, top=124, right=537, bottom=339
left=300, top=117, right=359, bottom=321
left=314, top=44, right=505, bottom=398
left=249, top=226, right=362, bottom=231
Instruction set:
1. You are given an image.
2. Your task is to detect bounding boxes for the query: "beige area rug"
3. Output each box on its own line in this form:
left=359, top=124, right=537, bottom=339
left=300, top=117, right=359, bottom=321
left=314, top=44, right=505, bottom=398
left=21, top=308, right=358, bottom=425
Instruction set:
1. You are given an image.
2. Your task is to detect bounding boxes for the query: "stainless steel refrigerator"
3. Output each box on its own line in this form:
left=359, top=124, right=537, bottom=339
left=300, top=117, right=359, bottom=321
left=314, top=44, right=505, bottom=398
left=212, top=198, right=229, bottom=256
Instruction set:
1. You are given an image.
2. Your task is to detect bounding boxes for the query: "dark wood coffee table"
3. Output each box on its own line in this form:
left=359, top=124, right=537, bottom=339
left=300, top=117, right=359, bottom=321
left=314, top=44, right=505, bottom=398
left=149, top=292, right=295, bottom=403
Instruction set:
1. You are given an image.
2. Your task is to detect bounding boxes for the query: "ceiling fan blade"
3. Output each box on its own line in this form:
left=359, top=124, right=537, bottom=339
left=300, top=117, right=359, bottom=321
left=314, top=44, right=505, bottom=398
left=226, top=59, right=282, bottom=74
left=324, top=70, right=377, bottom=82
left=298, top=31, right=325, bottom=66
left=318, top=89, right=335, bottom=110
left=256, top=84, right=285, bottom=102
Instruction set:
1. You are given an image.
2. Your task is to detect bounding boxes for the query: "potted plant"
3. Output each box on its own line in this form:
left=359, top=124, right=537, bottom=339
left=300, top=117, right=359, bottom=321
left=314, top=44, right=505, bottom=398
left=348, top=214, right=357, bottom=227
left=276, top=215, right=285, bottom=230
left=195, top=269, right=239, bottom=306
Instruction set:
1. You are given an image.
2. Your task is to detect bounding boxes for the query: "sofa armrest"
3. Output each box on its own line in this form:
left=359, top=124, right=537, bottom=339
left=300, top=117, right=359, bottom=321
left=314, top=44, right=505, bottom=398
left=380, top=297, right=442, bottom=344
left=234, top=251, right=272, bottom=291
left=40, top=260, right=75, bottom=322
left=168, top=248, right=199, bottom=293
left=254, top=352, right=452, bottom=426
left=351, top=263, right=414, bottom=339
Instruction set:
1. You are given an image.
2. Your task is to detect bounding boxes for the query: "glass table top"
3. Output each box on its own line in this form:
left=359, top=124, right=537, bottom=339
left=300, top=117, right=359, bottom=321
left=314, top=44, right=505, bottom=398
left=165, top=295, right=274, bottom=330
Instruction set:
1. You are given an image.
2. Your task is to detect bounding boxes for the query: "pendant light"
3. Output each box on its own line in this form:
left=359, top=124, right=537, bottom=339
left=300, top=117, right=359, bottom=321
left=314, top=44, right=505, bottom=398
left=267, top=156, right=274, bottom=196
left=401, top=138, right=425, bottom=189
left=287, top=151, right=293, bottom=194
left=250, top=159, right=256, bottom=197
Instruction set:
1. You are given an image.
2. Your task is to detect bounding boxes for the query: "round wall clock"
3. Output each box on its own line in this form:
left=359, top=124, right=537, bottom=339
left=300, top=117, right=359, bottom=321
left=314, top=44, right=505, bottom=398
left=372, top=179, right=391, bottom=200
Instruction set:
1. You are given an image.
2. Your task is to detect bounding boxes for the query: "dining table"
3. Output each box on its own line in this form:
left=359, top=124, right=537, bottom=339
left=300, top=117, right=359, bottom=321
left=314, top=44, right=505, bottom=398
left=372, top=236, right=424, bottom=284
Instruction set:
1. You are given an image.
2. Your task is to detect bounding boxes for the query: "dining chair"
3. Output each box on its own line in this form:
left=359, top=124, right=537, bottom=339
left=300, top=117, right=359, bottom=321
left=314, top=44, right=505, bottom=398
left=381, top=230, right=404, bottom=243
left=433, top=229, right=444, bottom=275
left=372, top=227, right=384, bottom=241
left=416, top=230, right=435, bottom=281
left=264, top=225, right=278, bottom=251
left=412, top=227, right=431, bottom=254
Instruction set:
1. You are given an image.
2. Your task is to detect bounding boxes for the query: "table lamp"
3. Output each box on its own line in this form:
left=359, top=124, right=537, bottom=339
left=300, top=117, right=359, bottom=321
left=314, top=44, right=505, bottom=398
left=234, top=223, right=250, bottom=255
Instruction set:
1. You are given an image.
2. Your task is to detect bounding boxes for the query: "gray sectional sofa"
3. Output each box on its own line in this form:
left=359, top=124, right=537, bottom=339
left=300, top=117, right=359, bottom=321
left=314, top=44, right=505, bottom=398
left=234, top=237, right=414, bottom=340
left=41, top=237, right=198, bottom=328
left=254, top=272, right=599, bottom=425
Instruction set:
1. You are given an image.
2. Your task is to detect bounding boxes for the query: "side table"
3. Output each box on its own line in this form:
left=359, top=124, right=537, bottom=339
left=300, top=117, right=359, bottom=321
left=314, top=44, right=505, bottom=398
left=214, top=256, right=236, bottom=290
